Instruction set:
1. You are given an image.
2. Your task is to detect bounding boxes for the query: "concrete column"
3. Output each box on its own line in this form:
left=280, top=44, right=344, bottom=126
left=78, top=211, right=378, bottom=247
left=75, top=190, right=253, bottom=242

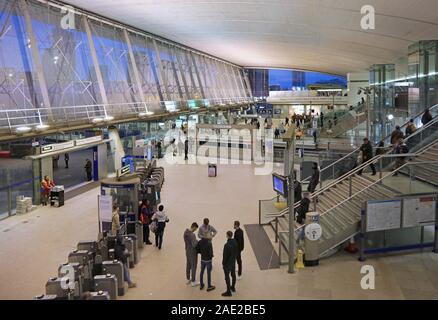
left=108, top=127, right=125, bottom=171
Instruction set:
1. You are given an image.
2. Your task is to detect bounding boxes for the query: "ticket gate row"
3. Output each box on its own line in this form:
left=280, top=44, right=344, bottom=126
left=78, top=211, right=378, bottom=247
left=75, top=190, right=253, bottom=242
left=35, top=232, right=141, bottom=300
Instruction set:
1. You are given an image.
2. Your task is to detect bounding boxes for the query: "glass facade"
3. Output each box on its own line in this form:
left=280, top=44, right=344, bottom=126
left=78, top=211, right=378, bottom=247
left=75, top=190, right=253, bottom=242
left=0, top=0, right=251, bottom=132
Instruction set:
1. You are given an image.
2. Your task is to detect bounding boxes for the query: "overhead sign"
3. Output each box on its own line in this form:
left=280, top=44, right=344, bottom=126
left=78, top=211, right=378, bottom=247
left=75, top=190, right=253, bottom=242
left=75, top=135, right=102, bottom=146
left=118, top=164, right=131, bottom=177
left=40, top=141, right=75, bottom=154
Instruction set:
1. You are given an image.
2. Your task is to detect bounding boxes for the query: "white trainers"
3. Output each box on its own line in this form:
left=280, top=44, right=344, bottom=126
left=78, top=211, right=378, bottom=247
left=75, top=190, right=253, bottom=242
left=191, top=281, right=200, bottom=287
left=237, top=275, right=242, bottom=281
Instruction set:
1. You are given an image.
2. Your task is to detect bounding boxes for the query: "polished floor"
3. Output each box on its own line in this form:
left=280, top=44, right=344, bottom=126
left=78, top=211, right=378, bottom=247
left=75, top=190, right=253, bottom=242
left=0, top=159, right=437, bottom=300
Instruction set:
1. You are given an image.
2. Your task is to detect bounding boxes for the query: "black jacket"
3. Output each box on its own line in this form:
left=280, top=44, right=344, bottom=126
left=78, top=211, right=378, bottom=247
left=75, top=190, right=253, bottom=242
left=296, top=198, right=310, bottom=224
left=234, top=228, right=244, bottom=252
left=222, top=238, right=238, bottom=269
left=294, top=181, right=302, bottom=203
left=197, top=238, right=214, bottom=261
left=114, top=239, right=127, bottom=264
left=360, top=141, right=373, bottom=160
left=308, top=169, right=320, bottom=193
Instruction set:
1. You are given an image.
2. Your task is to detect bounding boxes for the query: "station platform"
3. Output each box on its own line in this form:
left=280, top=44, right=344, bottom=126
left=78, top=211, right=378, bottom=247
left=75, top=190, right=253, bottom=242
left=1, top=157, right=438, bottom=300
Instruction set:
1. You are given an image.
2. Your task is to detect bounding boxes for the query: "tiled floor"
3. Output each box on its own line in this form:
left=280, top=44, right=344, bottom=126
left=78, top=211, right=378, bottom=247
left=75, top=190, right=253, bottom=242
left=0, top=159, right=437, bottom=300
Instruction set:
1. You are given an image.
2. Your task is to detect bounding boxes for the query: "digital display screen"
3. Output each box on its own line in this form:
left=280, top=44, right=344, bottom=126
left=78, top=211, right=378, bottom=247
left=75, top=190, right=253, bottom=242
left=272, top=174, right=288, bottom=197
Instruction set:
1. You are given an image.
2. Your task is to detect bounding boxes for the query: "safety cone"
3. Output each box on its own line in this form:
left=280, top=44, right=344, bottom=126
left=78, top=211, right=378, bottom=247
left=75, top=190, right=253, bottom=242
left=295, top=249, right=305, bottom=269
left=344, top=237, right=359, bottom=253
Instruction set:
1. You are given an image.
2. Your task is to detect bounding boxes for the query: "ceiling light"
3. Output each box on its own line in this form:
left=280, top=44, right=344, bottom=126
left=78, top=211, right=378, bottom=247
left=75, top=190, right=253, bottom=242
left=16, top=126, right=32, bottom=134
left=139, top=111, right=154, bottom=117
left=35, top=124, right=50, bottom=131
left=103, top=115, right=114, bottom=121
left=92, top=117, right=104, bottom=123
left=387, top=114, right=394, bottom=120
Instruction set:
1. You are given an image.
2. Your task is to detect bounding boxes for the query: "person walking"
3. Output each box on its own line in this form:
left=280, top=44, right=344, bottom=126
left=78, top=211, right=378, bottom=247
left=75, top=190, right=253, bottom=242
left=221, top=231, right=238, bottom=297
left=320, top=112, right=324, bottom=128
left=198, top=218, right=218, bottom=240
left=111, top=203, right=121, bottom=236
left=296, top=192, right=311, bottom=224
left=152, top=205, right=169, bottom=250
left=64, top=153, right=69, bottom=169
left=421, top=108, right=433, bottom=126
left=197, top=236, right=215, bottom=292
left=184, top=222, right=199, bottom=287
left=41, top=175, right=55, bottom=206
left=357, top=137, right=376, bottom=176
left=139, top=200, right=153, bottom=245
left=84, top=158, right=92, bottom=181
left=307, top=163, right=320, bottom=193
left=393, top=138, right=409, bottom=176
left=233, top=221, right=244, bottom=279
left=390, top=126, right=404, bottom=145
left=114, top=235, right=137, bottom=288
left=405, top=119, right=417, bottom=137
left=184, top=138, right=189, bottom=160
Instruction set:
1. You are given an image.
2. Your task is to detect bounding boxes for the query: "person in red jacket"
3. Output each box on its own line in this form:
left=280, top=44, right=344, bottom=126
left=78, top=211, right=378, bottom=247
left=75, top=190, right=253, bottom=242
left=41, top=175, right=55, bottom=206
left=139, top=200, right=153, bottom=245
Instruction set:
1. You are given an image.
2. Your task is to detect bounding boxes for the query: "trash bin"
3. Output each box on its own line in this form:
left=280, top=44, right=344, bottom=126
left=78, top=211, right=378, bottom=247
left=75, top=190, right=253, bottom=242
left=208, top=163, right=217, bottom=177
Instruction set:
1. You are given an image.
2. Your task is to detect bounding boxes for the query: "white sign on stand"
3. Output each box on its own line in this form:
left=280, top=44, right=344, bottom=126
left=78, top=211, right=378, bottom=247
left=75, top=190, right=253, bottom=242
left=402, top=196, right=436, bottom=228
left=366, top=199, right=402, bottom=232
left=98, top=195, right=113, bottom=223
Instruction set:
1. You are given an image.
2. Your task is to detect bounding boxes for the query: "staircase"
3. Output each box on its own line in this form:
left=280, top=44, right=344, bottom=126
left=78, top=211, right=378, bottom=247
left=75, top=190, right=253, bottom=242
left=320, top=104, right=366, bottom=138
left=406, top=141, right=438, bottom=187
left=267, top=136, right=438, bottom=261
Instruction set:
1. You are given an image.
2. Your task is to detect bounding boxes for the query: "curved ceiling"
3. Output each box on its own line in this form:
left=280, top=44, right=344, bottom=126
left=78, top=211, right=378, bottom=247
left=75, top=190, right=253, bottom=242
left=63, top=0, right=438, bottom=75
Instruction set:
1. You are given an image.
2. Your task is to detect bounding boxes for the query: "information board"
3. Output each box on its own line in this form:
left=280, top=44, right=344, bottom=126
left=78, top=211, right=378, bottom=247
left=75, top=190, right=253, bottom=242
left=366, top=199, right=402, bottom=232
left=98, top=195, right=113, bottom=223
left=402, top=196, right=436, bottom=228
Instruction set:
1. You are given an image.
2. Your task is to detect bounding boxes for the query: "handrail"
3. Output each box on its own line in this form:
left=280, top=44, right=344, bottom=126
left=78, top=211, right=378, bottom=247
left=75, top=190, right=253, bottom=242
left=302, top=103, right=438, bottom=184
left=294, top=158, right=438, bottom=232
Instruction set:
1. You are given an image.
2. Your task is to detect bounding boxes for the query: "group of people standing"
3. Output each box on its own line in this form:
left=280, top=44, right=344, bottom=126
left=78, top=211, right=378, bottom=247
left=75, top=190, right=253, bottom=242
left=184, top=219, right=244, bottom=297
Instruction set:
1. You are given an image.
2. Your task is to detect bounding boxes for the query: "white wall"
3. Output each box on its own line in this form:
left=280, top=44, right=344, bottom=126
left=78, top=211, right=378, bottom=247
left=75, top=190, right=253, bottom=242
left=347, top=73, right=369, bottom=107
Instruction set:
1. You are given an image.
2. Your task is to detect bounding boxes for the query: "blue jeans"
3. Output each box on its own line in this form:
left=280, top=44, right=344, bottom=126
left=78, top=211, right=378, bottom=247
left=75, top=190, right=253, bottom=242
left=200, top=260, right=212, bottom=287
left=123, top=262, right=132, bottom=285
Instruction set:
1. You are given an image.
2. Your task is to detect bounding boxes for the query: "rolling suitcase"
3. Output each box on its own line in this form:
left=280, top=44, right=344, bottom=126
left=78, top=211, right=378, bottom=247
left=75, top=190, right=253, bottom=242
left=94, top=274, right=118, bottom=300
left=208, top=163, right=217, bottom=177
left=126, top=234, right=139, bottom=265
left=102, top=260, right=125, bottom=296
left=45, top=277, right=74, bottom=300
left=89, top=291, right=110, bottom=300
left=58, top=262, right=84, bottom=299
left=124, top=237, right=135, bottom=268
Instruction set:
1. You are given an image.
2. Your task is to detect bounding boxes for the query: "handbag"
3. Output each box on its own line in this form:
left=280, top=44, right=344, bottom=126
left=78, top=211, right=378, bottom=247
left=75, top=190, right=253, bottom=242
left=149, top=220, right=158, bottom=233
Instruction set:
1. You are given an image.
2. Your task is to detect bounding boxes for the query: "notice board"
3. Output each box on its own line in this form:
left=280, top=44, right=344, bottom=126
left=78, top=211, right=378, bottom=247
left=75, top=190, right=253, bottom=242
left=366, top=199, right=402, bottom=232
left=402, top=196, right=436, bottom=228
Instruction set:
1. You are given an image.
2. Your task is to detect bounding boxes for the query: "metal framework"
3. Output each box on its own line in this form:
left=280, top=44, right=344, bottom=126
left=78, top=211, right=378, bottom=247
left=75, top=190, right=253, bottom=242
left=0, top=0, right=252, bottom=134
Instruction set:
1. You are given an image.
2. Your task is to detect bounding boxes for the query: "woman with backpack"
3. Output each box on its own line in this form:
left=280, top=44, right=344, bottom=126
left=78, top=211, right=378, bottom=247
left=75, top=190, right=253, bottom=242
left=152, top=204, right=169, bottom=250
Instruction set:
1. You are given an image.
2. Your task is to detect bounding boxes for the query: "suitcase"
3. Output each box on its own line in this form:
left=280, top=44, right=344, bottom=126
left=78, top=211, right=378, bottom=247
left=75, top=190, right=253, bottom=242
left=126, top=234, right=139, bottom=264
left=124, top=237, right=135, bottom=268
left=58, top=262, right=84, bottom=299
left=94, top=274, right=118, bottom=300
left=33, top=294, right=58, bottom=300
left=102, top=260, right=125, bottom=296
left=88, top=291, right=110, bottom=300
left=45, top=277, right=74, bottom=300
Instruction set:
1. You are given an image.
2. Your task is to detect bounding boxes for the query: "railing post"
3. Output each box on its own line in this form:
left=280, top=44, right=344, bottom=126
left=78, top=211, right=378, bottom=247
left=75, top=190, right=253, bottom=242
left=6, top=110, right=12, bottom=134
left=349, top=175, right=353, bottom=197
left=275, top=217, right=278, bottom=243
left=379, top=157, right=383, bottom=183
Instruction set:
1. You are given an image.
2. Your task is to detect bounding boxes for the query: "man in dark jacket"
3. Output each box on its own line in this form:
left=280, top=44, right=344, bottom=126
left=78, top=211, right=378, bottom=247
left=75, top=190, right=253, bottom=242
left=184, top=222, right=199, bottom=286
left=421, top=108, right=432, bottom=126
left=233, top=221, right=244, bottom=279
left=84, top=159, right=92, bottom=181
left=222, top=231, right=238, bottom=297
left=358, top=137, right=376, bottom=175
left=294, top=179, right=302, bottom=203
left=114, top=235, right=136, bottom=288
left=296, top=193, right=311, bottom=224
left=184, top=139, right=189, bottom=160
left=307, top=163, right=320, bottom=193
left=196, top=237, right=215, bottom=292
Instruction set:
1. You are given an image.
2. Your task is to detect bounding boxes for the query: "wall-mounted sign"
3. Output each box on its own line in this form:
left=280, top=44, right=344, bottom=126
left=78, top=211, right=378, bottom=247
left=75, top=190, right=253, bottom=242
left=40, top=141, right=75, bottom=154
left=75, top=135, right=102, bottom=146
